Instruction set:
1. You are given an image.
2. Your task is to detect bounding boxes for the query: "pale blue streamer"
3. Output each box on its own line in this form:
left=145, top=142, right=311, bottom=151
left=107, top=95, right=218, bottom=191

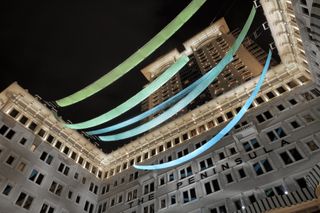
left=99, top=6, right=256, bottom=141
left=87, top=81, right=197, bottom=135
left=134, top=50, right=272, bottom=170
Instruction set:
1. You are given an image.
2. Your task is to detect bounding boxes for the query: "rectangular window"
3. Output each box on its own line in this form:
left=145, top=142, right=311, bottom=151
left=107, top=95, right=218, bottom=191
left=28, top=169, right=45, bottom=185
left=143, top=182, right=154, bottom=195
left=58, top=163, right=70, bottom=176
left=49, top=181, right=64, bottom=196
left=2, top=184, right=13, bottom=196
left=238, top=168, right=247, bottom=178
left=253, top=159, right=273, bottom=176
left=40, top=203, right=55, bottom=213
left=225, top=173, right=234, bottom=183
left=290, top=120, right=301, bottom=129
left=279, top=148, right=303, bottom=165
left=276, top=104, right=286, bottom=111
left=204, top=179, right=220, bottom=195
left=19, top=116, right=28, bottom=124
left=19, top=137, right=27, bottom=146
left=15, top=192, right=34, bottom=210
left=9, top=108, right=19, bottom=118
left=179, top=166, right=192, bottom=179
left=28, top=122, right=38, bottom=131
left=243, top=138, right=260, bottom=152
left=177, top=148, right=189, bottom=158
left=5, top=129, right=16, bottom=140
left=305, top=139, right=319, bottom=151
left=199, top=157, right=213, bottom=171
left=170, top=194, right=176, bottom=205
left=40, top=152, right=54, bottom=165
left=182, top=188, right=197, bottom=203
left=16, top=161, right=27, bottom=173
left=6, top=155, right=16, bottom=166
left=266, top=127, right=286, bottom=142
left=0, top=125, right=9, bottom=135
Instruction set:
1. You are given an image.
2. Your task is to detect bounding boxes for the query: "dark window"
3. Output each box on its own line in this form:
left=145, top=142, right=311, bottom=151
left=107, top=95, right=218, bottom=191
left=0, top=125, right=8, bottom=135
left=9, top=109, right=19, bottom=118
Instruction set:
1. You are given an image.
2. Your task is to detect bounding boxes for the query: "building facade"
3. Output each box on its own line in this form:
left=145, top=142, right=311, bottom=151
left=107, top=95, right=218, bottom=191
left=1, top=1, right=320, bottom=213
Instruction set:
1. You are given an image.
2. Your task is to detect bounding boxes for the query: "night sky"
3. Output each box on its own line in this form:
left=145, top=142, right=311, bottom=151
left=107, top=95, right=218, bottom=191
left=1, top=1, right=275, bottom=152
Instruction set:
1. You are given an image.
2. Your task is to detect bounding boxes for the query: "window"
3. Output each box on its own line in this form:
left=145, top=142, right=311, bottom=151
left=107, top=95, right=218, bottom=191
left=238, top=168, right=247, bottom=179
left=5, top=155, right=16, bottom=166
left=210, top=205, right=227, bottom=213
left=219, top=152, right=225, bottom=160
left=40, top=203, right=55, bottom=213
left=195, top=140, right=207, bottom=149
left=76, top=195, right=81, bottom=204
left=49, top=181, right=64, bottom=196
left=28, top=122, right=38, bottom=131
left=2, top=183, right=13, bottom=196
left=304, top=139, right=320, bottom=151
left=301, top=92, right=314, bottom=101
left=276, top=86, right=287, bottom=94
left=256, top=111, right=273, bottom=123
left=19, top=116, right=28, bottom=124
left=63, top=146, right=70, bottom=155
left=266, top=91, right=275, bottom=99
left=143, top=182, right=154, bottom=195
left=301, top=114, right=315, bottom=125
left=40, top=152, right=54, bottom=165
left=5, top=129, right=16, bottom=140
left=168, top=172, right=175, bottom=182
left=177, top=149, right=189, bottom=158
left=169, top=193, right=176, bottom=205
left=159, top=175, right=166, bottom=186
left=288, top=98, right=298, bottom=105
left=179, top=166, right=192, bottom=179
left=29, top=169, right=45, bottom=185
left=182, top=188, right=197, bottom=203
left=225, top=173, right=234, bottom=183
left=159, top=197, right=167, bottom=209
left=253, top=159, right=273, bottom=176
left=276, top=104, right=286, bottom=111
left=38, top=129, right=46, bottom=137
left=204, top=179, right=220, bottom=194
left=15, top=192, right=34, bottom=210
left=16, top=161, right=27, bottom=173
left=58, top=163, right=70, bottom=176
left=266, top=127, right=286, bottom=142
left=229, top=147, right=237, bottom=155
left=0, top=125, right=9, bottom=135
left=242, top=138, right=260, bottom=152
left=199, top=157, right=213, bottom=171
left=46, top=134, right=54, bottom=143
left=279, top=148, right=303, bottom=165
left=9, top=108, right=19, bottom=118
left=68, top=190, right=73, bottom=199
left=127, top=189, right=138, bottom=201
left=19, top=137, right=27, bottom=146
left=265, top=188, right=275, bottom=197
left=296, top=177, right=308, bottom=188
left=255, top=96, right=265, bottom=105
left=287, top=80, right=298, bottom=89
left=143, top=203, right=154, bottom=213
left=290, top=120, right=301, bottom=129
left=55, top=141, right=62, bottom=150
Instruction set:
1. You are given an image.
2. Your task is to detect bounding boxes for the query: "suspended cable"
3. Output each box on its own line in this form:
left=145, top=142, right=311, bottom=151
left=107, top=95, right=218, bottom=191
left=99, top=6, right=256, bottom=141
left=134, top=49, right=272, bottom=170
left=55, top=0, right=206, bottom=107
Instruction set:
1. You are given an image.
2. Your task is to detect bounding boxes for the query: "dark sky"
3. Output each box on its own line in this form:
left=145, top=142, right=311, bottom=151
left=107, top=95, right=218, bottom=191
left=1, top=1, right=275, bottom=152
